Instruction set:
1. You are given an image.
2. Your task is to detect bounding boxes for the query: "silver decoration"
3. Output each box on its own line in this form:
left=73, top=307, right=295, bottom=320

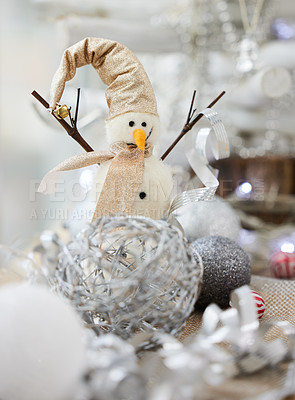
left=0, top=244, right=42, bottom=285
left=51, top=216, right=202, bottom=339
left=75, top=285, right=295, bottom=400
left=168, top=108, right=230, bottom=215
left=148, top=285, right=295, bottom=400
left=236, top=34, right=259, bottom=73
left=191, top=235, right=251, bottom=309
left=4, top=230, right=295, bottom=400
left=77, top=332, right=146, bottom=400
left=34, top=230, right=61, bottom=274
left=174, top=195, right=241, bottom=242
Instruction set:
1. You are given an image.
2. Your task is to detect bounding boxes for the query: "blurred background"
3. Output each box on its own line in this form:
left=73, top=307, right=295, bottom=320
left=0, top=0, right=295, bottom=272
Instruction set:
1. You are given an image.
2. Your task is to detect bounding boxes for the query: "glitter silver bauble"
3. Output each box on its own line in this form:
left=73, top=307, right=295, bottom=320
left=191, top=236, right=251, bottom=309
left=174, top=196, right=241, bottom=243
left=55, top=216, right=202, bottom=339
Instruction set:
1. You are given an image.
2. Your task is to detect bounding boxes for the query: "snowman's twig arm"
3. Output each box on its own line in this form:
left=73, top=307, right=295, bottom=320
left=160, top=90, right=226, bottom=161
left=185, top=90, right=197, bottom=125
left=73, top=88, right=80, bottom=129
left=31, top=90, right=94, bottom=153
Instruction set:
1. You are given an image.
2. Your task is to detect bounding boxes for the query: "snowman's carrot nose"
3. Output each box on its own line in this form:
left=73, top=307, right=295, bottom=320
left=133, top=129, right=146, bottom=151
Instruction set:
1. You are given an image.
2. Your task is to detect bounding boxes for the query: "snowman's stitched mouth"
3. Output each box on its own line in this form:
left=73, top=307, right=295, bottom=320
left=145, top=127, right=153, bottom=142
left=127, top=128, right=153, bottom=148
left=126, top=127, right=154, bottom=147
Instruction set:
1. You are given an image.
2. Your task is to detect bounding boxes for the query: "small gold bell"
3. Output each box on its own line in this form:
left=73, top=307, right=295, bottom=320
left=53, top=104, right=69, bottom=119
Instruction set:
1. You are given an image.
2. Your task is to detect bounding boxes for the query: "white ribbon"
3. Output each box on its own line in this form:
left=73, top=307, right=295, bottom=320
left=168, top=108, right=230, bottom=214
left=157, top=284, right=294, bottom=391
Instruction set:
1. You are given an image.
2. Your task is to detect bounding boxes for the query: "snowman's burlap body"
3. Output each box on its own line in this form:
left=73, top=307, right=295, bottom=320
left=38, top=143, right=154, bottom=222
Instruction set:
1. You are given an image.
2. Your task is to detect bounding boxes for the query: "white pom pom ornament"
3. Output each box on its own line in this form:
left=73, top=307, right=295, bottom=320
left=0, top=284, right=86, bottom=400
left=175, top=196, right=241, bottom=242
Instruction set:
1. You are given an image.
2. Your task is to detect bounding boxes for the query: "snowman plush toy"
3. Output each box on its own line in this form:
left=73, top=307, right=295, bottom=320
left=39, top=37, right=173, bottom=224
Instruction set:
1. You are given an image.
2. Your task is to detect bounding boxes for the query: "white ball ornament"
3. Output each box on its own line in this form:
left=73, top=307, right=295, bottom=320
left=0, top=284, right=86, bottom=400
left=174, top=196, right=241, bottom=243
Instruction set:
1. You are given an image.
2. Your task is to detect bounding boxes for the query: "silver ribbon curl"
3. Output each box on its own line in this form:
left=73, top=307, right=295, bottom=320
left=168, top=108, right=230, bottom=214
left=149, top=285, right=295, bottom=400
left=201, top=285, right=291, bottom=373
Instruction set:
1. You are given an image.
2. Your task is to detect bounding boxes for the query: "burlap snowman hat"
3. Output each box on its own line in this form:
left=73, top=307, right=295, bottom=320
left=50, top=37, right=158, bottom=120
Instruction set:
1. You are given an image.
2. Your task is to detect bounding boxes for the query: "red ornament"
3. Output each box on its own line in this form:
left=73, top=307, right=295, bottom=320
left=251, top=290, right=265, bottom=319
left=270, top=251, right=295, bottom=279
left=230, top=290, right=265, bottom=319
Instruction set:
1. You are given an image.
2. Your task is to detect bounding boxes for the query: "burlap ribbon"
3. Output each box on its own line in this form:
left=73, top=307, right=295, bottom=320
left=38, top=142, right=153, bottom=222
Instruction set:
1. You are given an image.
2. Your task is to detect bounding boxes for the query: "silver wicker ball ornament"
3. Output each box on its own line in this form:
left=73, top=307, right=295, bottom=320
left=191, top=236, right=251, bottom=309
left=55, top=216, right=202, bottom=339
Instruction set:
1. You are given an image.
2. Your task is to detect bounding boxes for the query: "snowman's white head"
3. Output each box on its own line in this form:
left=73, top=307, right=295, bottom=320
left=106, top=112, right=160, bottom=148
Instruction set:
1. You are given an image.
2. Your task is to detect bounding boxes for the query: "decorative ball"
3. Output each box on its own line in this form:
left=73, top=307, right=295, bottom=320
left=174, top=196, right=241, bottom=242
left=251, top=290, right=265, bottom=319
left=54, top=216, right=202, bottom=339
left=229, top=290, right=265, bottom=319
left=0, top=284, right=86, bottom=400
left=270, top=251, right=295, bottom=279
left=191, top=236, right=251, bottom=309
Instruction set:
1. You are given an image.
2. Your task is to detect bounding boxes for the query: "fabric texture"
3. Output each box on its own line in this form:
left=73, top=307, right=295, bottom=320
left=179, top=275, right=295, bottom=399
left=38, top=142, right=153, bottom=222
left=50, top=37, right=158, bottom=119
left=181, top=274, right=295, bottom=340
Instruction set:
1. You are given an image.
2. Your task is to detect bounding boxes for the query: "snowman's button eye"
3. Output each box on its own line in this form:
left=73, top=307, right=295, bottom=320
left=129, top=121, right=135, bottom=127
left=141, top=122, right=147, bottom=127
left=139, top=192, right=146, bottom=199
